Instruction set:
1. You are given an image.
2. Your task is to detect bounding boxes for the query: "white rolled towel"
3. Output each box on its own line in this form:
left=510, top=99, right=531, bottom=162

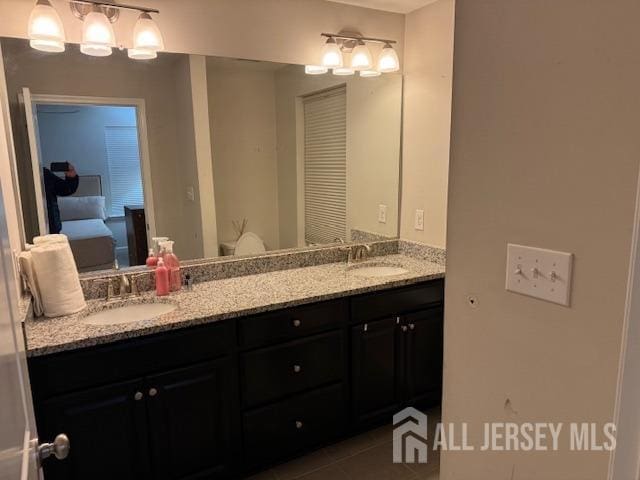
left=17, top=251, right=44, bottom=317
left=30, top=239, right=86, bottom=317
left=33, top=234, right=69, bottom=245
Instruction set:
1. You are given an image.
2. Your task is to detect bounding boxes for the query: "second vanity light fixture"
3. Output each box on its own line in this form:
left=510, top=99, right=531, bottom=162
left=305, top=32, right=400, bottom=77
left=27, top=0, right=164, bottom=60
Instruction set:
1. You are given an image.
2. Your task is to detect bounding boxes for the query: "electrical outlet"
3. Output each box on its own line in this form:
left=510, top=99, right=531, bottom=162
left=414, top=209, right=424, bottom=231
left=186, top=186, right=195, bottom=202
left=378, top=204, right=387, bottom=223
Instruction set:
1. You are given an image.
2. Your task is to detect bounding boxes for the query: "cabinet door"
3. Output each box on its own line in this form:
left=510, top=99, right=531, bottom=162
left=404, top=307, right=443, bottom=408
left=146, top=358, right=235, bottom=480
left=351, top=317, right=401, bottom=427
left=38, top=379, right=151, bottom=480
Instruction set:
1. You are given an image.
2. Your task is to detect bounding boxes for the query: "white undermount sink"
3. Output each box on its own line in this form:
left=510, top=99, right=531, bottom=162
left=82, top=303, right=177, bottom=326
left=347, top=263, right=409, bottom=278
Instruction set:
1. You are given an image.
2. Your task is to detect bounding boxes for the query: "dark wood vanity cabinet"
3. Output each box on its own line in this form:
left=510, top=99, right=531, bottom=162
left=28, top=279, right=443, bottom=479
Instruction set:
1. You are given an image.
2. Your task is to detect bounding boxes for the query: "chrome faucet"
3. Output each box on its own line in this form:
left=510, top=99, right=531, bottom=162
left=348, top=244, right=371, bottom=263
left=92, top=272, right=148, bottom=301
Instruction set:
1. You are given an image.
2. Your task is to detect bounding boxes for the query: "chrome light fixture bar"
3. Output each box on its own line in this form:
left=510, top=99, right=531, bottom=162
left=69, top=0, right=158, bottom=21
left=306, top=32, right=400, bottom=76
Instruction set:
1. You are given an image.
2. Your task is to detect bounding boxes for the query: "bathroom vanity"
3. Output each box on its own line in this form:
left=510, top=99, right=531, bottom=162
left=25, top=257, right=444, bottom=480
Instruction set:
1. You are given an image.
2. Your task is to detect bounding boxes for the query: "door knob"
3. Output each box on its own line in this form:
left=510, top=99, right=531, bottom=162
left=295, top=421, right=303, bottom=429
left=292, top=319, right=301, bottom=327
left=409, top=323, right=415, bottom=330
left=401, top=325, right=408, bottom=332
left=149, top=387, right=158, bottom=397
left=38, top=433, right=70, bottom=462
left=293, top=364, right=302, bottom=373
left=134, top=391, right=144, bottom=401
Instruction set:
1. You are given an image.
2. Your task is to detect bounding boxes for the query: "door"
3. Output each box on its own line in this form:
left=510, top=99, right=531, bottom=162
left=0, top=180, right=40, bottom=478
left=19, top=88, right=48, bottom=237
left=351, top=317, right=401, bottom=427
left=38, top=379, right=152, bottom=480
left=146, top=359, right=234, bottom=479
left=404, top=308, right=444, bottom=408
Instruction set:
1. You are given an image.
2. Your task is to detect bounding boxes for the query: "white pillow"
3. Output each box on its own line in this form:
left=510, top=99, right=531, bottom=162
left=58, top=196, right=107, bottom=221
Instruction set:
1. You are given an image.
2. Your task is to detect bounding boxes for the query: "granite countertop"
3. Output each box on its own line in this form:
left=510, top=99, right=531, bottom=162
left=24, top=254, right=445, bottom=357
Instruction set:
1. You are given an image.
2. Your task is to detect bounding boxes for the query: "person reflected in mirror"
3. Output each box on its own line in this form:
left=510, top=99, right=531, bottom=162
left=43, top=162, right=79, bottom=234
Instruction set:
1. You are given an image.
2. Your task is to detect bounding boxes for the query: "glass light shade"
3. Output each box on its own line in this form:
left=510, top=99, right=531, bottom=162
left=81, top=10, right=116, bottom=57
left=320, top=37, right=343, bottom=68
left=359, top=69, right=381, bottom=77
left=133, top=12, right=164, bottom=51
left=28, top=0, right=65, bottom=53
left=350, top=41, right=373, bottom=70
left=333, top=66, right=354, bottom=76
left=128, top=48, right=157, bottom=60
left=305, top=65, right=328, bottom=75
left=377, top=43, right=400, bottom=73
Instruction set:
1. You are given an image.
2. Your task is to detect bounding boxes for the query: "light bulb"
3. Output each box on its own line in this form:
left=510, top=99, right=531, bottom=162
left=350, top=40, right=372, bottom=71
left=305, top=65, right=328, bottom=75
left=28, top=0, right=65, bottom=53
left=81, top=10, right=116, bottom=57
left=128, top=48, right=157, bottom=60
left=132, top=12, right=164, bottom=52
left=359, top=69, right=381, bottom=77
left=377, top=43, right=400, bottom=73
left=333, top=66, right=354, bottom=76
left=320, top=37, right=343, bottom=68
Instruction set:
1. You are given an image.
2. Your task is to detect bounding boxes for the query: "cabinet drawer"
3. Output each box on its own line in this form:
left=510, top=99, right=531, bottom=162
left=243, top=384, right=346, bottom=468
left=350, top=280, right=444, bottom=323
left=241, top=331, right=344, bottom=408
left=239, top=299, right=347, bottom=349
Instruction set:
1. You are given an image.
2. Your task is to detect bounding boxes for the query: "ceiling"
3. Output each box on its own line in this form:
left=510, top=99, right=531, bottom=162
left=327, top=0, right=439, bottom=14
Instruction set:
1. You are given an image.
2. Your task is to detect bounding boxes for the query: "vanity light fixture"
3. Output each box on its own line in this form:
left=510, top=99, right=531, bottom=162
left=308, top=33, right=399, bottom=76
left=305, top=65, right=329, bottom=75
left=359, top=69, right=381, bottom=77
left=27, top=0, right=66, bottom=52
left=377, top=42, right=400, bottom=73
left=320, top=36, right=343, bottom=68
left=27, top=0, right=164, bottom=61
left=80, top=8, right=116, bottom=56
left=350, top=40, right=373, bottom=71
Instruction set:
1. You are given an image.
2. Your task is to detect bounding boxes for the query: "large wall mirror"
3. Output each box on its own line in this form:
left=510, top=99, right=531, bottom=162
left=1, top=37, right=402, bottom=273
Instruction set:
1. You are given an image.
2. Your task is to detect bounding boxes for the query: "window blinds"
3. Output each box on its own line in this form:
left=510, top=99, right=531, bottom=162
left=303, top=86, right=347, bottom=245
left=104, top=126, right=144, bottom=217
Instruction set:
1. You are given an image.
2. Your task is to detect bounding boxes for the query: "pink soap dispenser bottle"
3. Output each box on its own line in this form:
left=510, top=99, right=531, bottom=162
left=161, top=240, right=181, bottom=292
left=155, top=258, right=170, bottom=296
left=146, top=248, right=158, bottom=268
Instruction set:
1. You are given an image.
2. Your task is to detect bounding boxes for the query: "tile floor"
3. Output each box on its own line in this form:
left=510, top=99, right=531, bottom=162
left=247, top=407, right=441, bottom=480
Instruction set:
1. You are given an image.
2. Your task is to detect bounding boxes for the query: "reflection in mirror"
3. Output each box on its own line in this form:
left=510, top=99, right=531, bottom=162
left=1, top=37, right=402, bottom=274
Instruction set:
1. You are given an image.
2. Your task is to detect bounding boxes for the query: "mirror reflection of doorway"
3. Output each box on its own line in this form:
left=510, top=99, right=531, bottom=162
left=24, top=95, right=153, bottom=272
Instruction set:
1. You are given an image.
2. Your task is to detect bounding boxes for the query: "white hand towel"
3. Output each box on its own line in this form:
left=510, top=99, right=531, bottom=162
left=17, top=251, right=44, bottom=317
left=31, top=240, right=86, bottom=317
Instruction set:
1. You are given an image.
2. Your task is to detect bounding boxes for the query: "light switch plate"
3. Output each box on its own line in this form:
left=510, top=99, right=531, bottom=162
left=378, top=204, right=387, bottom=223
left=186, top=186, right=195, bottom=202
left=506, top=244, right=573, bottom=306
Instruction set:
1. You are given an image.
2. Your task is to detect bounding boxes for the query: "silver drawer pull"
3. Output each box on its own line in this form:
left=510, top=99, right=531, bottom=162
left=401, top=325, right=408, bottom=332
left=293, top=364, right=302, bottom=373
left=292, top=319, right=301, bottom=327
left=409, top=323, right=415, bottom=330
left=134, top=391, right=144, bottom=401
left=149, top=387, right=158, bottom=397
left=295, top=420, right=303, bottom=429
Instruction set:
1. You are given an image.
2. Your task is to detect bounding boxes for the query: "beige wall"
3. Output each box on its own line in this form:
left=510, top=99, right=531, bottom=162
left=442, top=1, right=640, bottom=478
left=207, top=60, right=280, bottom=251
left=1, top=39, right=202, bottom=259
left=0, top=0, right=404, bottom=66
left=275, top=66, right=402, bottom=248
left=399, top=0, right=454, bottom=248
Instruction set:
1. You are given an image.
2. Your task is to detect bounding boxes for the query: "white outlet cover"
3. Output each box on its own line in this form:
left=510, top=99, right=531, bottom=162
left=415, top=209, right=424, bottom=231
left=506, top=243, right=573, bottom=306
left=378, top=204, right=387, bottom=223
